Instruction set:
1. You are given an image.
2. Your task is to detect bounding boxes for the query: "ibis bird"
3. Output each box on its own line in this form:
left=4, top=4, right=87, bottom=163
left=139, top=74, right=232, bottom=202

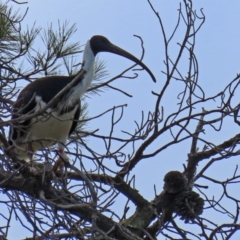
left=9, top=35, right=156, bottom=163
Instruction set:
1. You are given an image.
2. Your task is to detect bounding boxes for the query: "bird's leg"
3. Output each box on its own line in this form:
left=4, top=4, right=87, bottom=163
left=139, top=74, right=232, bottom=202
left=58, top=147, right=69, bottom=162
left=52, top=143, right=69, bottom=174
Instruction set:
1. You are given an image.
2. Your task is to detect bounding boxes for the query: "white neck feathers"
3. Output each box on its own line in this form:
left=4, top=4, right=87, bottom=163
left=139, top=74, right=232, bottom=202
left=62, top=40, right=95, bottom=110
left=82, top=40, right=95, bottom=72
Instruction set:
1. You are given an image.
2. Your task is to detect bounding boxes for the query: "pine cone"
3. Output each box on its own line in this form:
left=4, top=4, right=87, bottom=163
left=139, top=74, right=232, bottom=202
left=163, top=171, right=188, bottom=193
left=174, top=190, right=204, bottom=223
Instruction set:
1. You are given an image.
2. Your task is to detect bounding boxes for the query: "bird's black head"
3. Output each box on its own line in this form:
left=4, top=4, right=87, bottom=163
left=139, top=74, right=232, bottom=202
left=90, top=35, right=112, bottom=55
left=89, top=35, right=156, bottom=82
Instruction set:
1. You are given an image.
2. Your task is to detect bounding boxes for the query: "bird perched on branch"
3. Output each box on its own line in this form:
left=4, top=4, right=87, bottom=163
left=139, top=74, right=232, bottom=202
left=9, top=35, right=156, bottom=165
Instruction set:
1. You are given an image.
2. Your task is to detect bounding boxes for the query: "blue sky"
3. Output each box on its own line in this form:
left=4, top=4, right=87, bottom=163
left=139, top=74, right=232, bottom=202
left=6, top=1, right=240, bottom=239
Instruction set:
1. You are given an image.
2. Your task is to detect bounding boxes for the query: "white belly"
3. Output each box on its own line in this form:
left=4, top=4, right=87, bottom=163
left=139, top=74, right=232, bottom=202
left=29, top=108, right=76, bottom=145
left=13, top=99, right=78, bottom=160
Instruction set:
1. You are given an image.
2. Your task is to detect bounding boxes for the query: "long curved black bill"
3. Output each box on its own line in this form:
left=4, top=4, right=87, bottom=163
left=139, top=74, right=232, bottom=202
left=105, top=42, right=156, bottom=82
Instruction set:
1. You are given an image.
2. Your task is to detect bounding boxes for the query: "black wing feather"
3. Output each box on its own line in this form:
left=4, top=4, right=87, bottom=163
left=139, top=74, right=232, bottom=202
left=69, top=100, right=81, bottom=136
left=10, top=75, right=77, bottom=141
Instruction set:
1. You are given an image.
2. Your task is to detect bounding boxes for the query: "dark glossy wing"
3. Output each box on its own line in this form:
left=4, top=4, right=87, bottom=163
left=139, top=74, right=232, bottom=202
left=69, top=100, right=81, bottom=136
left=10, top=75, right=76, bottom=141
left=17, top=75, right=76, bottom=107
